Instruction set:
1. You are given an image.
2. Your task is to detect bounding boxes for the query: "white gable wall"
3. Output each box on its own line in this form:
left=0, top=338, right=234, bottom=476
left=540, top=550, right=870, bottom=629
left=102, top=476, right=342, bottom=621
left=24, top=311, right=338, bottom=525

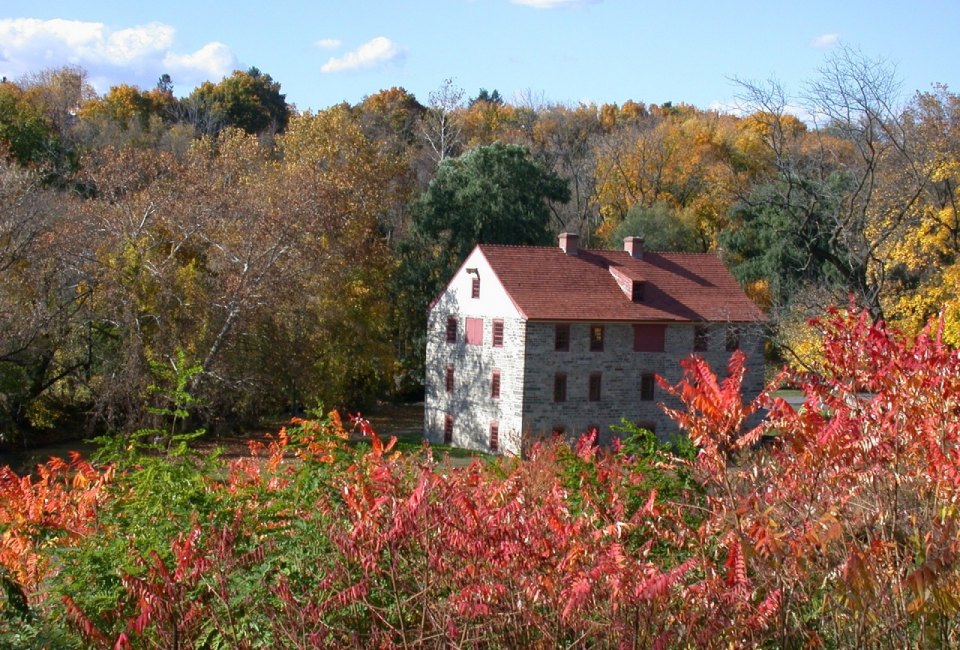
left=424, top=248, right=526, bottom=455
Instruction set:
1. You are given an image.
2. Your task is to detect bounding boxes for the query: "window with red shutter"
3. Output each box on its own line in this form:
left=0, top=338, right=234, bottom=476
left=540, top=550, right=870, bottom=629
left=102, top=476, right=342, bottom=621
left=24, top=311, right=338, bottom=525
left=445, top=365, right=454, bottom=393
left=446, top=316, right=458, bottom=343
left=492, top=320, right=504, bottom=347
left=491, top=370, right=501, bottom=399
left=471, top=276, right=480, bottom=298
left=444, top=415, right=454, bottom=444
left=489, top=422, right=499, bottom=452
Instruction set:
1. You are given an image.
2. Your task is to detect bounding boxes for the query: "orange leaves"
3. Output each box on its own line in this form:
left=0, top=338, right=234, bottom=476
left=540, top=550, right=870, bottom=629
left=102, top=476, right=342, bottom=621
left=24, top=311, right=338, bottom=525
left=0, top=453, right=111, bottom=603
left=654, top=306, right=960, bottom=645
left=659, top=349, right=772, bottom=477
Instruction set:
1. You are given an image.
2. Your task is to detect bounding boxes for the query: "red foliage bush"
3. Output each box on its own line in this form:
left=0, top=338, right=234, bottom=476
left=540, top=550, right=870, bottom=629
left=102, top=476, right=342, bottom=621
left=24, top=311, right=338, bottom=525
left=6, top=308, right=960, bottom=648
left=0, top=453, right=112, bottom=608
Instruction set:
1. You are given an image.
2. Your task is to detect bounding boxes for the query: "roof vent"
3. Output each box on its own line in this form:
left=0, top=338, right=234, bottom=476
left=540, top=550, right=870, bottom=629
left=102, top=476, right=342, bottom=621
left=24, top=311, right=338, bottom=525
left=559, top=232, right=579, bottom=256
left=624, top=236, right=645, bottom=260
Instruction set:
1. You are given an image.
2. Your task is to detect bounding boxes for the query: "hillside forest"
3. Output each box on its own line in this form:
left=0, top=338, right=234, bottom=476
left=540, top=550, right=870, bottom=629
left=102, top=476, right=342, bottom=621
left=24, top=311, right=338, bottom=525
left=2, top=46, right=959, bottom=445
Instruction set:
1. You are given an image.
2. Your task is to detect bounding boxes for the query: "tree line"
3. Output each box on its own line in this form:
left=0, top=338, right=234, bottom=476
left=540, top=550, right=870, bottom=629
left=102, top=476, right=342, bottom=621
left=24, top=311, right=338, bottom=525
left=1, top=47, right=958, bottom=444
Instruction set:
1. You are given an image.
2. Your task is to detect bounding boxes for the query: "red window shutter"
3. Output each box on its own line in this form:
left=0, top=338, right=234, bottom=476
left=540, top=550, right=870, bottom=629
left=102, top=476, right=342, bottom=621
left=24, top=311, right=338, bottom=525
left=445, top=365, right=454, bottom=392
left=471, top=276, right=480, bottom=299
left=465, top=317, right=483, bottom=345
left=444, top=415, right=454, bottom=444
left=446, top=316, right=458, bottom=343
left=489, top=422, right=499, bottom=452
left=491, top=370, right=501, bottom=399
left=492, top=320, right=504, bottom=347
left=633, top=324, right=666, bottom=352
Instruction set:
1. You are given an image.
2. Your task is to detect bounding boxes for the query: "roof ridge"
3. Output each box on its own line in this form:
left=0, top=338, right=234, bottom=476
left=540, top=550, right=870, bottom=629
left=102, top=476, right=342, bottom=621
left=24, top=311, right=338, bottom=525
left=478, top=242, right=558, bottom=250
left=477, top=243, right=719, bottom=257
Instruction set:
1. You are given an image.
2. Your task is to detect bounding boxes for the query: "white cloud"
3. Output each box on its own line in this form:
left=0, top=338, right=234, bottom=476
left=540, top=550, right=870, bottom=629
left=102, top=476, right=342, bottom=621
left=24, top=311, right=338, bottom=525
left=320, top=36, right=404, bottom=73
left=511, top=0, right=600, bottom=8
left=810, top=33, right=840, bottom=49
left=0, top=18, right=238, bottom=93
left=101, top=24, right=175, bottom=64
left=314, top=38, right=341, bottom=50
left=163, top=42, right=235, bottom=80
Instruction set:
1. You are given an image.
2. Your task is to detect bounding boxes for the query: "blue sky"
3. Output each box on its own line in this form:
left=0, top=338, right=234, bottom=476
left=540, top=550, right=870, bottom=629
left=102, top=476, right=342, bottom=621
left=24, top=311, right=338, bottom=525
left=1, top=0, right=956, bottom=112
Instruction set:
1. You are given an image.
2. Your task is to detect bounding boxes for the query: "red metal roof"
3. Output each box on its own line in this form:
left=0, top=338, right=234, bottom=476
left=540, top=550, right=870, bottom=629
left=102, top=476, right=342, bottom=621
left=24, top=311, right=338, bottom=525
left=478, top=244, right=767, bottom=323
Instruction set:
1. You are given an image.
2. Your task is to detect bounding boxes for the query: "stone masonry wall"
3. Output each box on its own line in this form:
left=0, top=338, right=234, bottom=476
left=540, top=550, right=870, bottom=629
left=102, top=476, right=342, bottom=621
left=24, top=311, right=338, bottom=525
left=521, top=321, right=765, bottom=446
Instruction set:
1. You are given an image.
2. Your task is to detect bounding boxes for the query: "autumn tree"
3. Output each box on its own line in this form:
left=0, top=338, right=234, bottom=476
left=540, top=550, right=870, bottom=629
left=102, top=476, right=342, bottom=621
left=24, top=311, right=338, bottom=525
left=183, top=67, right=290, bottom=136
left=32, top=108, right=403, bottom=431
left=882, top=85, right=960, bottom=343
left=726, top=47, right=930, bottom=364
left=0, top=83, right=61, bottom=167
left=272, top=105, right=405, bottom=407
left=526, top=104, right=606, bottom=240
left=353, top=87, right=424, bottom=241
left=0, top=158, right=88, bottom=441
left=79, top=84, right=156, bottom=129
left=593, top=106, right=740, bottom=247
left=17, top=66, right=96, bottom=144
left=356, top=87, right=424, bottom=151
left=607, top=202, right=706, bottom=252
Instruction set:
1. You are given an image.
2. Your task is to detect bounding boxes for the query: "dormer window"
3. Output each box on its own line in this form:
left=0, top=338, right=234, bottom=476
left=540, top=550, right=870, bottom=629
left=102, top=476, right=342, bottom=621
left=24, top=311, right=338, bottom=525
left=631, top=281, right=645, bottom=302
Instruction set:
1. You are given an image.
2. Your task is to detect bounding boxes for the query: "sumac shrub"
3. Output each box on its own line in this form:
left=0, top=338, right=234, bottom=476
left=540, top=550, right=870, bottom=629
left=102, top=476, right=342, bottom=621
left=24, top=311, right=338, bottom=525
left=4, top=309, right=960, bottom=648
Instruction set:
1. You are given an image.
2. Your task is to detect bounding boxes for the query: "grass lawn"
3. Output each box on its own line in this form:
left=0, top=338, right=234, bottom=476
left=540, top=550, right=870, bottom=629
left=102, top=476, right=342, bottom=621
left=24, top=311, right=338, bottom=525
left=772, top=389, right=805, bottom=398
left=350, top=429, right=493, bottom=466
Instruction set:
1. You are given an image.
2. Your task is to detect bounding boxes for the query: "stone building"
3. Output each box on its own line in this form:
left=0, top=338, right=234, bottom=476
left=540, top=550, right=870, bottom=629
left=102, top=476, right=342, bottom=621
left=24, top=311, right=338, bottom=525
left=424, top=234, right=767, bottom=455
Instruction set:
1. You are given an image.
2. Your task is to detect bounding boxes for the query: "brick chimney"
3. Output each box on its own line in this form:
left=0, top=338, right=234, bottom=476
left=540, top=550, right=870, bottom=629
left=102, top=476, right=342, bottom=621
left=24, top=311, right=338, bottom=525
left=624, top=236, right=645, bottom=259
left=559, top=232, right=579, bottom=256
